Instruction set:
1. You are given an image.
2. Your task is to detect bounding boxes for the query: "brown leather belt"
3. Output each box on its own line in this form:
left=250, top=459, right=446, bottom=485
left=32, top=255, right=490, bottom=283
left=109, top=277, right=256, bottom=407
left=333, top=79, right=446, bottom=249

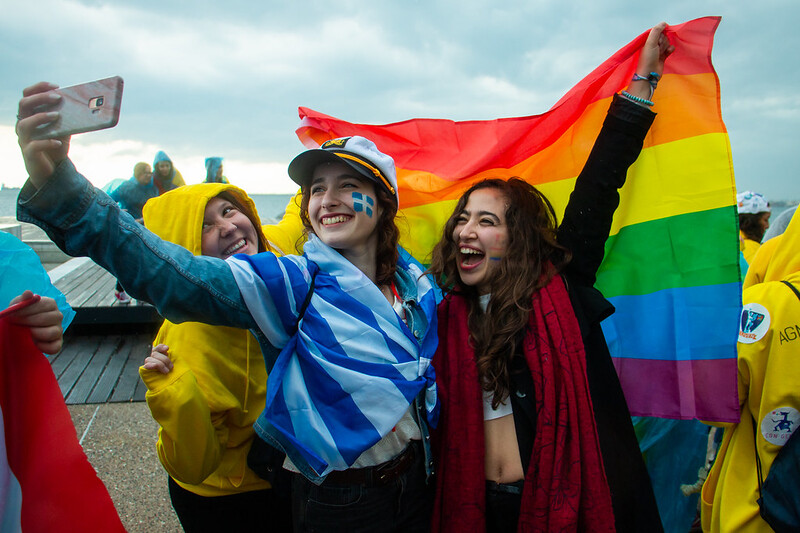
left=322, top=440, right=419, bottom=487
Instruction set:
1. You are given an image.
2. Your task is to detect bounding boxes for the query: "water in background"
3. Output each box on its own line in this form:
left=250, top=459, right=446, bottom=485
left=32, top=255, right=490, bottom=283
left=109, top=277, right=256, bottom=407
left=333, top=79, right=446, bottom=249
left=3, top=187, right=797, bottom=227
left=0, top=188, right=294, bottom=222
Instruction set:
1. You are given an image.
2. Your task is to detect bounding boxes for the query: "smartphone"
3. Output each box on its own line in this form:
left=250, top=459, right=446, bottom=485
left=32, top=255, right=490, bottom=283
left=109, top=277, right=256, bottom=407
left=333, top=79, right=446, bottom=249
left=31, top=76, right=124, bottom=140
left=0, top=294, right=41, bottom=320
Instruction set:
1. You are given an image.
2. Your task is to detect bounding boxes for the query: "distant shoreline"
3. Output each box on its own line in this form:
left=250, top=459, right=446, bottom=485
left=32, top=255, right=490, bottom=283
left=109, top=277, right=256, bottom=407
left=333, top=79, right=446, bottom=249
left=0, top=189, right=294, bottom=220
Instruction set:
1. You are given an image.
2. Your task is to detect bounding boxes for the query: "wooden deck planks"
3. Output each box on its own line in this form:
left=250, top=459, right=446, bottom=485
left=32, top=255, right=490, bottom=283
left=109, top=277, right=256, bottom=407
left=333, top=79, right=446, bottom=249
left=86, top=336, right=138, bottom=404
left=65, top=336, right=121, bottom=404
left=53, top=333, right=154, bottom=404
left=109, top=335, right=153, bottom=403
left=51, top=258, right=162, bottom=326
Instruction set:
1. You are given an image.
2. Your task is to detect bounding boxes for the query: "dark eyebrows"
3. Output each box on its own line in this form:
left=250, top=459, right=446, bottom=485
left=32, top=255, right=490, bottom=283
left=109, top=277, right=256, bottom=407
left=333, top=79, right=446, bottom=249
left=311, top=172, right=365, bottom=186
left=460, top=207, right=501, bottom=222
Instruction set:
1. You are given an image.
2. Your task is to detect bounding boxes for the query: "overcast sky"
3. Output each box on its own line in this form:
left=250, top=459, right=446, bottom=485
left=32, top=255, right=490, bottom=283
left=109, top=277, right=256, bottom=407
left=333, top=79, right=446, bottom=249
left=2, top=0, right=798, bottom=201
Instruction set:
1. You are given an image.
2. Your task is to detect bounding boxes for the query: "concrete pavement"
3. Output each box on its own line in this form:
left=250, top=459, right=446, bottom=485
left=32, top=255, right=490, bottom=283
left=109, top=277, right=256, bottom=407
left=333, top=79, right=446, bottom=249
left=67, top=403, right=182, bottom=532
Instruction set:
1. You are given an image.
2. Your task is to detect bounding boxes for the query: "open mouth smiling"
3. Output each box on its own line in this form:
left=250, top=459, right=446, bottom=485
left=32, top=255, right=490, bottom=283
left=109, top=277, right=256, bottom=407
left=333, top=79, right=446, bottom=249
left=223, top=238, right=247, bottom=256
left=459, top=246, right=485, bottom=268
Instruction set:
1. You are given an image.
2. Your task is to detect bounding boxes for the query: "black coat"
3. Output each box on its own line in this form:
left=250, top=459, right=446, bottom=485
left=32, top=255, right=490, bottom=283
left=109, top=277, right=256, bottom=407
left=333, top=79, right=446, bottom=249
left=510, top=95, right=664, bottom=533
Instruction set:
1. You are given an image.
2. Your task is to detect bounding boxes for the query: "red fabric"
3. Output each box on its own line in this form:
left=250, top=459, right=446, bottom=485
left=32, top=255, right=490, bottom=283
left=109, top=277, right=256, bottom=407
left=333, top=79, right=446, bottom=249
left=431, top=275, right=615, bottom=532
left=0, top=319, right=125, bottom=532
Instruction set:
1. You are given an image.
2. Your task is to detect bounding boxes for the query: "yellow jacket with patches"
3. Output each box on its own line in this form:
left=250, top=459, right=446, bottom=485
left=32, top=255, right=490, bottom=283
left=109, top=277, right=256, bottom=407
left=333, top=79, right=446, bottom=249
left=702, top=212, right=800, bottom=532
left=138, top=184, right=304, bottom=497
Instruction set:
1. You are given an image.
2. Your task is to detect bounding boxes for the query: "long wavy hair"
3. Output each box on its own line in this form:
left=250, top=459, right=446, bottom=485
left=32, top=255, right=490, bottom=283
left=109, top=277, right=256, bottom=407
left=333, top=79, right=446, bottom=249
left=300, top=180, right=399, bottom=287
left=428, top=178, right=571, bottom=407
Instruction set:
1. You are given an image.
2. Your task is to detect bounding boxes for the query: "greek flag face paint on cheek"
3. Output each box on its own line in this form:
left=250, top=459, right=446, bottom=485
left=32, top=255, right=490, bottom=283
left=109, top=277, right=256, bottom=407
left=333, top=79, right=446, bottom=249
left=352, top=192, right=375, bottom=218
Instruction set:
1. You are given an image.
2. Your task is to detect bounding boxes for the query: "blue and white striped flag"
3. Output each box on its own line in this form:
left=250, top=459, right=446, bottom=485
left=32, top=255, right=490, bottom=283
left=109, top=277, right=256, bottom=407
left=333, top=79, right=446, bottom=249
left=229, top=235, right=439, bottom=479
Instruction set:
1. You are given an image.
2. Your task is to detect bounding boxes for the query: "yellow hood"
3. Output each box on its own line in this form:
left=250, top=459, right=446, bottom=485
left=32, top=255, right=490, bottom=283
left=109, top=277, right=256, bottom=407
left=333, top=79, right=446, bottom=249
left=142, top=183, right=266, bottom=255
left=744, top=208, right=800, bottom=289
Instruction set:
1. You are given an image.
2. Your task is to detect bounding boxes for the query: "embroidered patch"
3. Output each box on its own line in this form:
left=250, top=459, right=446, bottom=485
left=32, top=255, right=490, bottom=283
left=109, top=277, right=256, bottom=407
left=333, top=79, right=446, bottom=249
left=761, top=407, right=800, bottom=446
left=739, top=303, right=770, bottom=344
left=322, top=137, right=350, bottom=149
left=352, top=192, right=374, bottom=217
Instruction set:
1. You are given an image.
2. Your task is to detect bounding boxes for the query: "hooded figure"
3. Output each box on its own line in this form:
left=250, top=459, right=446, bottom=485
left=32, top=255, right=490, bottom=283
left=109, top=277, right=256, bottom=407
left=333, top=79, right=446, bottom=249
left=139, top=183, right=302, bottom=531
left=204, top=157, right=229, bottom=184
left=737, top=190, right=771, bottom=264
left=109, top=162, right=158, bottom=220
left=152, top=150, right=186, bottom=194
left=702, top=208, right=800, bottom=532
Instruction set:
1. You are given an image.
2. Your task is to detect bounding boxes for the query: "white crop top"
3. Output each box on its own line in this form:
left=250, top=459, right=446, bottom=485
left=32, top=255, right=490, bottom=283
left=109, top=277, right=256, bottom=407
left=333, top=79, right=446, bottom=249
left=478, top=293, right=514, bottom=421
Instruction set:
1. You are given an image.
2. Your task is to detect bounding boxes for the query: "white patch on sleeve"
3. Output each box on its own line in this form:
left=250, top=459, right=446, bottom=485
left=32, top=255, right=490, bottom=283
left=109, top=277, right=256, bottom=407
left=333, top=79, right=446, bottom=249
left=761, top=407, right=800, bottom=446
left=738, top=302, right=770, bottom=344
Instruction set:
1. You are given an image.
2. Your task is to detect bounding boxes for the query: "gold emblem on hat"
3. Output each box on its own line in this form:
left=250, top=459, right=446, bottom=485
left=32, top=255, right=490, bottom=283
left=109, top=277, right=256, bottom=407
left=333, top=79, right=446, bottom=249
left=322, top=137, right=350, bottom=149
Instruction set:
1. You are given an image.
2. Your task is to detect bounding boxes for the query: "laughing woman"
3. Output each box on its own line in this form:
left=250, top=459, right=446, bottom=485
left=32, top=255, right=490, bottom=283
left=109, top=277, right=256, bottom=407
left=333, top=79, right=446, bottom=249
left=428, top=23, right=673, bottom=533
left=15, top=108, right=438, bottom=530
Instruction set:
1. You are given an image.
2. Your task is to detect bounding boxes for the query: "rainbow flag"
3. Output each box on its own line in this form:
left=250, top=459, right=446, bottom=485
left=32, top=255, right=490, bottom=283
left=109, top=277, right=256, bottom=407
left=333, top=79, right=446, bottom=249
left=295, top=17, right=740, bottom=422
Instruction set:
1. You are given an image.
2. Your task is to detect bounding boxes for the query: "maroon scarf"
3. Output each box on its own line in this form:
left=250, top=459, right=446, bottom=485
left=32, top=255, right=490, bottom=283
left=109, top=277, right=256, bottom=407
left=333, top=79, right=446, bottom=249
left=431, top=274, right=615, bottom=532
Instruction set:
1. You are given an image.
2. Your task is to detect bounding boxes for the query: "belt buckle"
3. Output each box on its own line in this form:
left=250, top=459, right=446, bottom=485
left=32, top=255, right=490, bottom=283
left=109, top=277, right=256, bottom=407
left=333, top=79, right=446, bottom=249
left=374, top=443, right=413, bottom=485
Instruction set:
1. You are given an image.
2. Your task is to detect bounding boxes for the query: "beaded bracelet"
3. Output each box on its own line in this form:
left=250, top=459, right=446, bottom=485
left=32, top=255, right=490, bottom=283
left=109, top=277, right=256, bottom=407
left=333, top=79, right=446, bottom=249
left=620, top=91, right=654, bottom=107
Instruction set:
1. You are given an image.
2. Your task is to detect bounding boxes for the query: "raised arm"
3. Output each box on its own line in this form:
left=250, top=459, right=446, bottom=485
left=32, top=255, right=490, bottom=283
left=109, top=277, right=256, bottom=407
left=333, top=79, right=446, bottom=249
left=558, top=23, right=673, bottom=287
left=15, top=83, right=254, bottom=330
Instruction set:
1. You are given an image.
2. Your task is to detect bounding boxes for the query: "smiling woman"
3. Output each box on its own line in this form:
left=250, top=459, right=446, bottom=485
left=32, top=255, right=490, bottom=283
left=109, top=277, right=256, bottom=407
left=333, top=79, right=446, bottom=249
left=427, top=22, right=673, bottom=533
left=136, top=183, right=292, bottom=532
left=200, top=194, right=261, bottom=258
left=15, top=82, right=439, bottom=532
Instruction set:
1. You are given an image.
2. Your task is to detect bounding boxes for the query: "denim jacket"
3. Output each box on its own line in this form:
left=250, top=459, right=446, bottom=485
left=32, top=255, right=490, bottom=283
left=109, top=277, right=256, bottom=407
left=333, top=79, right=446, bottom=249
left=17, top=160, right=436, bottom=482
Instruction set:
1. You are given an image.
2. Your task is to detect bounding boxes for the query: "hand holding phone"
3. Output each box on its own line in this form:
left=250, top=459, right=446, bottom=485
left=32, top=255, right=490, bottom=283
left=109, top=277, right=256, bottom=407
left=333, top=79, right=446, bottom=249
left=30, top=76, right=124, bottom=140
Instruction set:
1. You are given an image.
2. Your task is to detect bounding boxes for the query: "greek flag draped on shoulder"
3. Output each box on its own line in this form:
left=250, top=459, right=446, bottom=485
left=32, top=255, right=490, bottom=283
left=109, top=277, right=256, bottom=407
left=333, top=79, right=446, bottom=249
left=227, top=235, right=439, bottom=480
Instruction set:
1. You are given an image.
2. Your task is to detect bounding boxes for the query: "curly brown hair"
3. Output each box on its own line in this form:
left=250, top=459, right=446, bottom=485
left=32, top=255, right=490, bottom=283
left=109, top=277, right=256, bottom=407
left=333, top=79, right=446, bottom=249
left=299, top=180, right=399, bottom=287
left=428, top=178, right=571, bottom=407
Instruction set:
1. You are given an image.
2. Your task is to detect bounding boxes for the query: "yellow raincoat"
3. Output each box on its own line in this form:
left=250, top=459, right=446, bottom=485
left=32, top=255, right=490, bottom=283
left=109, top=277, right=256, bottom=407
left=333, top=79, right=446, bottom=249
left=139, top=184, right=303, bottom=496
left=702, top=211, right=800, bottom=532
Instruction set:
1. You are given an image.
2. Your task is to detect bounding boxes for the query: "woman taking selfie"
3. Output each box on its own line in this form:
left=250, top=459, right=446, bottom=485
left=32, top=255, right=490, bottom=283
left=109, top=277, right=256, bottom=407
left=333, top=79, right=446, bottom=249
left=428, top=23, right=673, bottom=533
left=15, top=121, right=438, bottom=530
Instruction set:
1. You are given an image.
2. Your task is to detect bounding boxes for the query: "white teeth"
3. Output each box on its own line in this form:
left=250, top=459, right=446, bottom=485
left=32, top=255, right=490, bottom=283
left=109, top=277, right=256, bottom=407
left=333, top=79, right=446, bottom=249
left=460, top=247, right=483, bottom=255
left=224, top=239, right=245, bottom=255
left=322, top=215, right=349, bottom=225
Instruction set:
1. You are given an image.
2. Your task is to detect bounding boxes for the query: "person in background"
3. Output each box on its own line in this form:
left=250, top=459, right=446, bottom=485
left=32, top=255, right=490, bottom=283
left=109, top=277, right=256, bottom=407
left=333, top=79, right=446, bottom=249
left=737, top=190, right=771, bottom=264
left=109, top=161, right=159, bottom=303
left=139, top=183, right=296, bottom=532
left=762, top=204, right=797, bottom=243
left=109, top=162, right=158, bottom=221
left=427, top=23, right=671, bottom=533
left=204, top=157, right=229, bottom=184
left=701, top=208, right=800, bottom=532
left=153, top=150, right=186, bottom=194
left=0, top=231, right=75, bottom=338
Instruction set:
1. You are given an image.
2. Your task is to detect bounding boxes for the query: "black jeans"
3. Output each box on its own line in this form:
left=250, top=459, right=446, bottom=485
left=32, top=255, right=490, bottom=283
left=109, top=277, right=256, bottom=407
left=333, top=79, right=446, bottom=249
left=291, top=444, right=432, bottom=533
left=168, top=475, right=293, bottom=532
left=485, top=480, right=523, bottom=533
